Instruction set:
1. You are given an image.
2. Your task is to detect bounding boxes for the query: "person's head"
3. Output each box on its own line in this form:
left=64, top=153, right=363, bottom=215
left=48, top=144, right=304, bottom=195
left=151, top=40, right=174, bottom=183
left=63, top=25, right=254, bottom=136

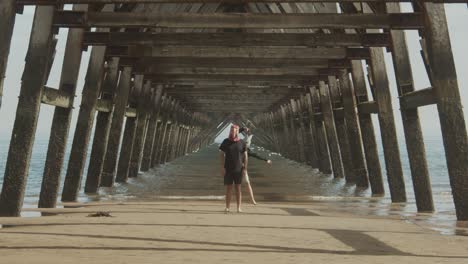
left=239, top=127, right=250, bottom=134
left=229, top=124, right=240, bottom=141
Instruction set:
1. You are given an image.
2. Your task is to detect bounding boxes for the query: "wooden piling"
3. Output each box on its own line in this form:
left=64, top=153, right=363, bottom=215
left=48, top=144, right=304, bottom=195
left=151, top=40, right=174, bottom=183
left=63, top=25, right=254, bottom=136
left=328, top=76, right=354, bottom=182
left=100, top=66, right=133, bottom=187
left=422, top=3, right=468, bottom=220
left=303, top=94, right=320, bottom=169
left=115, top=115, right=137, bottom=183
left=318, top=81, right=344, bottom=178
left=140, top=86, right=164, bottom=171
left=350, top=61, right=384, bottom=195
left=84, top=57, right=120, bottom=193
left=128, top=80, right=152, bottom=178
left=39, top=4, right=87, bottom=208
left=368, top=47, right=406, bottom=203
left=339, top=70, right=369, bottom=188
left=309, top=88, right=332, bottom=174
left=386, top=3, right=434, bottom=211
left=115, top=75, right=144, bottom=182
left=0, top=6, right=56, bottom=216
left=61, top=43, right=107, bottom=202
left=0, top=0, right=16, bottom=108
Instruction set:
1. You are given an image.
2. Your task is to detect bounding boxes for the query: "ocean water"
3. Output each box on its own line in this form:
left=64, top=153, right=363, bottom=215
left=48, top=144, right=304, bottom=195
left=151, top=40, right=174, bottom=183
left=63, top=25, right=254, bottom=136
left=0, top=136, right=464, bottom=235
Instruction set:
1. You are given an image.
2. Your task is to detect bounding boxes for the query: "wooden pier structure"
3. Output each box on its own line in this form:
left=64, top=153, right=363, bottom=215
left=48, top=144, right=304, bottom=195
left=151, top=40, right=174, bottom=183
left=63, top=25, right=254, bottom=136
left=0, top=0, right=467, bottom=221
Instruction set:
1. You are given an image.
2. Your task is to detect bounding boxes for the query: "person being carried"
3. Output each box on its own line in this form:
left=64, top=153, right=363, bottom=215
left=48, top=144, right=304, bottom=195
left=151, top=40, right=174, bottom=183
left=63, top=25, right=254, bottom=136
left=239, top=126, right=272, bottom=205
left=219, top=124, right=248, bottom=213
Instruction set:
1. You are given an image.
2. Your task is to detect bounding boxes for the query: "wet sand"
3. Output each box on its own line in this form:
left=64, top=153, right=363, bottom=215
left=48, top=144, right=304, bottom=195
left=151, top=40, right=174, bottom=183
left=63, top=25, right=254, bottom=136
left=1, top=200, right=467, bottom=264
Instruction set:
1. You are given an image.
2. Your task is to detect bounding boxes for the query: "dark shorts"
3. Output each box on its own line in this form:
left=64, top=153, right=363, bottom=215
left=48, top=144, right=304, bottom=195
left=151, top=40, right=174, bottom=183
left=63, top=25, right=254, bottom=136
left=224, top=170, right=243, bottom=185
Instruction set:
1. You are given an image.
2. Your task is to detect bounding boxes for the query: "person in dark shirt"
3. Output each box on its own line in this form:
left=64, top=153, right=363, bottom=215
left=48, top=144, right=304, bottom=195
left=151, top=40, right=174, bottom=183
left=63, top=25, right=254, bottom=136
left=219, top=124, right=248, bottom=213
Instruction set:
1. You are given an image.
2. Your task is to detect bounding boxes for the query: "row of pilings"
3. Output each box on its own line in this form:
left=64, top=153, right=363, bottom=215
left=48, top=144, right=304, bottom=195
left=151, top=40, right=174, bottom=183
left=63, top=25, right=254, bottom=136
left=250, top=4, right=468, bottom=221
left=0, top=4, right=219, bottom=216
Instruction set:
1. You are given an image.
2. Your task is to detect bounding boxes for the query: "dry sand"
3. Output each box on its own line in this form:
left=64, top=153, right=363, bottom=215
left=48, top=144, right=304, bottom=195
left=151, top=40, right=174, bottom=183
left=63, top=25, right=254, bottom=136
left=0, top=200, right=467, bottom=263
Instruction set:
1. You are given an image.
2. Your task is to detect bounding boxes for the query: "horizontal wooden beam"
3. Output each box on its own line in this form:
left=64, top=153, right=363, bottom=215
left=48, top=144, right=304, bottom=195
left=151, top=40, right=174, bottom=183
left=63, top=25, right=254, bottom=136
left=120, top=58, right=352, bottom=69
left=357, top=101, right=378, bottom=114
left=147, top=75, right=323, bottom=83
left=108, top=46, right=370, bottom=60
left=166, top=88, right=302, bottom=94
left=96, top=98, right=137, bottom=117
left=152, top=80, right=313, bottom=86
left=53, top=12, right=424, bottom=30
left=18, top=0, right=468, bottom=5
left=138, top=67, right=341, bottom=76
left=41, top=86, right=73, bottom=108
left=399, top=87, right=436, bottom=109
left=84, top=32, right=391, bottom=47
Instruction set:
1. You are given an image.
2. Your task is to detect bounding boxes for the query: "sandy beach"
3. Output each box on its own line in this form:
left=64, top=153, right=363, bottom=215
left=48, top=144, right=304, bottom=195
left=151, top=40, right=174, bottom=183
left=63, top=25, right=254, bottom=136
left=0, top=200, right=467, bottom=264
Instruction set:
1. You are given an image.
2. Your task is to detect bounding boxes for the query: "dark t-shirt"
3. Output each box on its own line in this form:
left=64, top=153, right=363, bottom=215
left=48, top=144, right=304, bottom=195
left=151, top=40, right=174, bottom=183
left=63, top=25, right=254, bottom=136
left=219, top=139, right=246, bottom=172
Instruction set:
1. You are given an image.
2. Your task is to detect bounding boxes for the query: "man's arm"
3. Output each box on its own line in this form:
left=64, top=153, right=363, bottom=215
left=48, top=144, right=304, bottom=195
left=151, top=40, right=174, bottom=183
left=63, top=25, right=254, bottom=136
left=219, top=151, right=225, bottom=176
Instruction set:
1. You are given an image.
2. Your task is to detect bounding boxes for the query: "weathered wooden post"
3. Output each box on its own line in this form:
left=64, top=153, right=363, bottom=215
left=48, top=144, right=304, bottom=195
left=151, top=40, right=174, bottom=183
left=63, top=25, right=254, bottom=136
left=100, top=67, right=133, bottom=187
left=140, top=87, right=164, bottom=171
left=39, top=4, right=87, bottom=208
left=421, top=3, right=468, bottom=220
left=328, top=76, right=354, bottom=182
left=318, top=81, right=344, bottom=178
left=128, top=80, right=152, bottom=178
left=60, top=43, right=107, bottom=201
left=0, top=6, right=56, bottom=216
left=280, top=105, right=292, bottom=159
left=84, top=57, right=120, bottom=193
left=339, top=70, right=369, bottom=188
left=291, top=99, right=306, bottom=162
left=303, top=94, right=320, bottom=169
left=309, top=88, right=332, bottom=174
left=368, top=47, right=406, bottom=202
left=385, top=3, right=434, bottom=211
left=115, top=75, right=144, bottom=183
left=0, top=0, right=16, bottom=108
left=350, top=61, right=384, bottom=195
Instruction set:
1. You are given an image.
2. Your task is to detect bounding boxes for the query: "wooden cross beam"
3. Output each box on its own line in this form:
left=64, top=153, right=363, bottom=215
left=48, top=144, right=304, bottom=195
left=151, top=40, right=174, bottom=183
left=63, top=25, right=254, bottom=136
left=19, top=0, right=468, bottom=5
left=107, top=46, right=371, bottom=59
left=53, top=11, right=424, bottom=30
left=118, top=58, right=352, bottom=69
left=146, top=74, right=324, bottom=83
left=136, top=67, right=343, bottom=76
left=84, top=32, right=391, bottom=47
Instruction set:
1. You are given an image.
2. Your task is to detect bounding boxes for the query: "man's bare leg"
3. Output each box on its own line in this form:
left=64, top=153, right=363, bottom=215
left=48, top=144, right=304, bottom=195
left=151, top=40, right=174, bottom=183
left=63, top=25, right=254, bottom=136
left=225, top=184, right=233, bottom=212
left=235, top=184, right=242, bottom=212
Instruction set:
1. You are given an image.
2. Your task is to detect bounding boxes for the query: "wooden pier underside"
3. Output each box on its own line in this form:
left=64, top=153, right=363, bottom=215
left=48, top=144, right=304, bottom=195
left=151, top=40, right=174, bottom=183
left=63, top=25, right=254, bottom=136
left=0, top=0, right=467, bottom=223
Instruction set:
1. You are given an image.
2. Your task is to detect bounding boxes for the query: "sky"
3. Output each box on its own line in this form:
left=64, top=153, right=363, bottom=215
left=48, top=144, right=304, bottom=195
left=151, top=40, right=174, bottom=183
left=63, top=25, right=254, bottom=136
left=0, top=4, right=467, bottom=145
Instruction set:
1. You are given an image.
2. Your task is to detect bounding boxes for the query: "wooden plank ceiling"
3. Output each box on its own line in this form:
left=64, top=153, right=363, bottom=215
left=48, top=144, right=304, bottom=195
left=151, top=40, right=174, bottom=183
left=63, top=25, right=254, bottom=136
left=31, top=0, right=418, bottom=113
